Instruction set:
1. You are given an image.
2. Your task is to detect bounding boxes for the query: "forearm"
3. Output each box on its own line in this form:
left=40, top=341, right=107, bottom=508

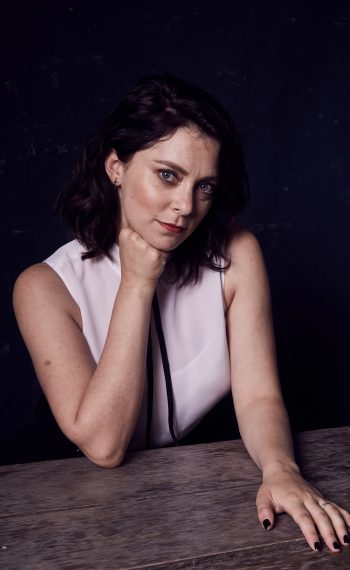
left=73, top=282, right=154, bottom=466
left=236, top=396, right=299, bottom=477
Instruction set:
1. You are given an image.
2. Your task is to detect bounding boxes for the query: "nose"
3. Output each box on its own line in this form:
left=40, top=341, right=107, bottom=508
left=172, top=185, right=194, bottom=216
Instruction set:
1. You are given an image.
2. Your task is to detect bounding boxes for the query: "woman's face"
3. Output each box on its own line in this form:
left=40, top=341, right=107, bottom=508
left=106, top=126, right=219, bottom=251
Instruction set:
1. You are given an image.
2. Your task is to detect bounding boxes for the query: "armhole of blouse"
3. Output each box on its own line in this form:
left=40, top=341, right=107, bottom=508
left=219, top=256, right=227, bottom=312
left=42, top=261, right=81, bottom=309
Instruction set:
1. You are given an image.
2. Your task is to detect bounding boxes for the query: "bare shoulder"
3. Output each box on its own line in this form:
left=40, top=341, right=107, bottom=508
left=13, top=263, right=95, bottom=446
left=13, top=263, right=81, bottom=328
left=226, top=228, right=263, bottom=265
left=223, top=229, right=268, bottom=309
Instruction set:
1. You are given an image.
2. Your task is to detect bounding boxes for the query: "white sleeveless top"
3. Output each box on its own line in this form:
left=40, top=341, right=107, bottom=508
left=44, top=240, right=231, bottom=449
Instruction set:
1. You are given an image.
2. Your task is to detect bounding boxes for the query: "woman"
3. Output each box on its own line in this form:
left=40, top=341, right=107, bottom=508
left=13, top=73, right=349, bottom=552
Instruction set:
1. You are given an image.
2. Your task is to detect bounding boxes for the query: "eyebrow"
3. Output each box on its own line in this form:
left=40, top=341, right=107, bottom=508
left=153, top=160, right=218, bottom=180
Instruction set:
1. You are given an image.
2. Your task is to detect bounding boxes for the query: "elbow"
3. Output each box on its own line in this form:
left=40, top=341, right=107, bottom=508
left=77, top=439, right=127, bottom=469
left=66, top=421, right=128, bottom=469
left=87, top=450, right=126, bottom=469
left=64, top=414, right=129, bottom=469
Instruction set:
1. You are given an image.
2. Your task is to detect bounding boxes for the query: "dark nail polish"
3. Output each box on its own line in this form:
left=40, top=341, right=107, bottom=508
left=333, top=541, right=341, bottom=550
left=263, top=519, right=271, bottom=530
left=314, top=542, right=321, bottom=551
left=344, top=534, right=350, bottom=544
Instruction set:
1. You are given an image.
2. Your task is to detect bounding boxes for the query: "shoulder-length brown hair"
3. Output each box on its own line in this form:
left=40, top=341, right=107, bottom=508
left=56, top=73, right=249, bottom=284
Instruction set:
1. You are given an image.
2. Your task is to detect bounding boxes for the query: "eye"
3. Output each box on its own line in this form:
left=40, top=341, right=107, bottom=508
left=158, top=170, right=177, bottom=183
left=198, top=181, right=216, bottom=195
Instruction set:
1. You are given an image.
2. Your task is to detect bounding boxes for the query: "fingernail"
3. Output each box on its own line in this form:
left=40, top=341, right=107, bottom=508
left=263, top=519, right=271, bottom=530
left=344, top=534, right=350, bottom=544
left=333, top=541, right=341, bottom=550
left=314, top=542, right=321, bottom=551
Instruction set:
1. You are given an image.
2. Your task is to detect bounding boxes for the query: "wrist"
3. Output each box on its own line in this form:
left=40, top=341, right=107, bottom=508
left=262, top=458, right=300, bottom=480
left=119, top=278, right=156, bottom=300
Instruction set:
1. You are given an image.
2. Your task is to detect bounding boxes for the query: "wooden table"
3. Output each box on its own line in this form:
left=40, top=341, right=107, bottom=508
left=0, top=426, right=349, bottom=569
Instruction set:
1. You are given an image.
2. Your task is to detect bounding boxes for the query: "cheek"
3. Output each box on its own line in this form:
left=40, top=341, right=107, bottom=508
left=196, top=199, right=212, bottom=222
left=126, top=173, right=162, bottom=210
left=138, top=186, right=159, bottom=208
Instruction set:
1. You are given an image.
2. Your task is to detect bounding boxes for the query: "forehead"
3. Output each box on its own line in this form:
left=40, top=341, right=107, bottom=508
left=134, top=127, right=220, bottom=174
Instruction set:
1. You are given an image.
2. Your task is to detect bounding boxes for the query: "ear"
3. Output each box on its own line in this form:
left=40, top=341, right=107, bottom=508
left=105, top=149, right=125, bottom=186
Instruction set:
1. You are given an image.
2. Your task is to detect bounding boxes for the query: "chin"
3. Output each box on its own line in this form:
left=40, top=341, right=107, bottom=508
left=146, top=233, right=188, bottom=252
left=152, top=241, right=182, bottom=252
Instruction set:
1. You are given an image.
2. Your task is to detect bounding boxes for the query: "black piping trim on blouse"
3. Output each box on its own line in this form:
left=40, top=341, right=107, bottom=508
left=146, top=292, right=180, bottom=448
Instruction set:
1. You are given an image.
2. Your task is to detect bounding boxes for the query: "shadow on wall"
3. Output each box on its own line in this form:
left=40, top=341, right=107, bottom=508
left=253, top=220, right=350, bottom=431
left=273, top=273, right=349, bottom=431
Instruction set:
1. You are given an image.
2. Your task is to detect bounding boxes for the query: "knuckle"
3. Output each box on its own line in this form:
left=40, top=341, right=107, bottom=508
left=148, top=248, right=159, bottom=261
left=257, top=506, right=268, bottom=516
left=294, top=511, right=312, bottom=526
left=318, top=510, right=331, bottom=522
left=121, top=227, right=131, bottom=238
left=285, top=491, right=300, bottom=503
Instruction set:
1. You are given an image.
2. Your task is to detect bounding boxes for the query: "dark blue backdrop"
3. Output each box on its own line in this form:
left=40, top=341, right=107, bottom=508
left=1, top=0, right=349, bottom=463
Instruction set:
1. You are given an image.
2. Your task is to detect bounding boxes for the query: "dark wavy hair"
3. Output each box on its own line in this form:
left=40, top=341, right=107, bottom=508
left=56, top=73, right=249, bottom=284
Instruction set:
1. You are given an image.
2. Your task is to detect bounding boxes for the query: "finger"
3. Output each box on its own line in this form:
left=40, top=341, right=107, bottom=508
left=338, top=506, right=350, bottom=530
left=291, top=507, right=323, bottom=552
left=305, top=501, right=343, bottom=552
left=256, top=486, right=275, bottom=530
left=318, top=502, right=350, bottom=548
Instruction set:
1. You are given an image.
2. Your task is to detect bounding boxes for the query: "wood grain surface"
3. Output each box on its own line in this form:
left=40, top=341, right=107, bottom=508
left=0, top=427, right=349, bottom=569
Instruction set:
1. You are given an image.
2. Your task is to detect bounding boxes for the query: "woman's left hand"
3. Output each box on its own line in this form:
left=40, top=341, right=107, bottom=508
left=256, top=467, right=350, bottom=552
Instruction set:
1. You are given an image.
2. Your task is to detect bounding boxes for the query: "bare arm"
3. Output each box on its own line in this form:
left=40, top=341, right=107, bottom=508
left=225, top=230, right=350, bottom=551
left=225, top=231, right=295, bottom=474
left=13, top=229, right=167, bottom=468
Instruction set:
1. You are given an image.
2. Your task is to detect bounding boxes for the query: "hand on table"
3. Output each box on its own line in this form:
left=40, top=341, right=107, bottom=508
left=256, top=467, right=350, bottom=552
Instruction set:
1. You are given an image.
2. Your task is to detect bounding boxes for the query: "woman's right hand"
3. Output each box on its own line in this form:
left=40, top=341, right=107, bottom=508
left=119, top=227, right=169, bottom=289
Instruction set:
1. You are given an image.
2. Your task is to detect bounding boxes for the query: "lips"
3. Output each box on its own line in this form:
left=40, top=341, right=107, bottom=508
left=158, top=221, right=185, bottom=234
